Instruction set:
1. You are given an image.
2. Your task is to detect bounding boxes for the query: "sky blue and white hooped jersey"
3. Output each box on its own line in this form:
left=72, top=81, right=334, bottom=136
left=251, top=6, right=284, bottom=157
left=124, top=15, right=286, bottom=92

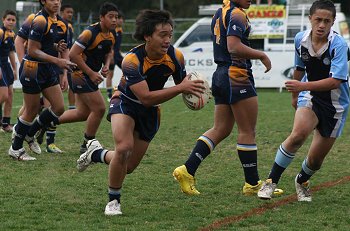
left=294, top=29, right=350, bottom=111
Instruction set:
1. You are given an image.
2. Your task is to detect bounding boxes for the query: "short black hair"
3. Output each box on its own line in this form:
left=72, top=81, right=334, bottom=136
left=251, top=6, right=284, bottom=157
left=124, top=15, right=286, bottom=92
left=133, top=9, right=173, bottom=42
left=310, top=0, right=336, bottom=18
left=60, top=4, right=73, bottom=12
left=99, top=2, right=118, bottom=16
left=3, top=9, right=16, bottom=19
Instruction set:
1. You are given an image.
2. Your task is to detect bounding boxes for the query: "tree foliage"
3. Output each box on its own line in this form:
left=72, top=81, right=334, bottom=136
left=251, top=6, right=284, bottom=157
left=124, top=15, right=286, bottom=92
left=62, top=0, right=348, bottom=19
left=64, top=0, right=221, bottom=19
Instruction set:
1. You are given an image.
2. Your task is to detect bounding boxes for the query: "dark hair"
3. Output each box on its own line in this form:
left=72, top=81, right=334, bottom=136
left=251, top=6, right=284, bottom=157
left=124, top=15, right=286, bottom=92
left=133, top=9, right=173, bottom=42
left=310, top=0, right=336, bottom=18
left=3, top=10, right=16, bottom=19
left=60, top=4, right=73, bottom=12
left=38, top=0, right=44, bottom=7
left=99, top=2, right=118, bottom=16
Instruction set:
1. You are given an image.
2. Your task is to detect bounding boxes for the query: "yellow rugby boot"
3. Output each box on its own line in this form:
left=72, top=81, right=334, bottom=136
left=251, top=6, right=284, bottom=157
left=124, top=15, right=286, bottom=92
left=173, top=165, right=200, bottom=195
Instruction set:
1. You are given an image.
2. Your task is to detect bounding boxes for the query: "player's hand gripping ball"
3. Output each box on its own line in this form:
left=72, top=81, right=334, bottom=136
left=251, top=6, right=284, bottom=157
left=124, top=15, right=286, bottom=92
left=182, top=71, right=211, bottom=110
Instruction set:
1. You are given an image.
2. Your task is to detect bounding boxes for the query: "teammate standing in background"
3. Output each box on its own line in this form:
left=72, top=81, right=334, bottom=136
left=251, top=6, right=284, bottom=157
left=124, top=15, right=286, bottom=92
left=106, top=10, right=124, bottom=101
left=9, top=0, right=76, bottom=161
left=0, top=10, right=17, bottom=133
left=60, top=4, right=76, bottom=109
left=56, top=2, right=117, bottom=154
left=75, top=9, right=205, bottom=215
left=172, top=0, right=276, bottom=196
left=258, top=0, right=350, bottom=202
left=37, top=3, right=76, bottom=154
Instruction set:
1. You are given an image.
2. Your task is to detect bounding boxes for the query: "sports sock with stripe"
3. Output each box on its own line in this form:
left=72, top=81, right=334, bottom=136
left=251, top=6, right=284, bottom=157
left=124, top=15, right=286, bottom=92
left=185, top=135, right=215, bottom=176
left=268, top=144, right=295, bottom=184
left=237, top=143, right=259, bottom=186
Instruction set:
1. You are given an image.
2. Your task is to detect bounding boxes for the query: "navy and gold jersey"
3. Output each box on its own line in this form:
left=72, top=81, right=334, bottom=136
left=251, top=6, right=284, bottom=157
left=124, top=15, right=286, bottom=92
left=25, top=9, right=68, bottom=62
left=75, top=22, right=115, bottom=72
left=118, top=44, right=186, bottom=103
left=17, top=13, right=36, bottom=40
left=211, top=1, right=252, bottom=78
left=0, top=26, right=15, bottom=63
left=112, top=26, right=123, bottom=68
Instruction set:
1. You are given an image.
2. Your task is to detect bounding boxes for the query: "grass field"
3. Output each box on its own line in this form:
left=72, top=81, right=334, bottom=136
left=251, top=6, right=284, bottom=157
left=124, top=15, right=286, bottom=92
left=1, top=89, right=350, bottom=231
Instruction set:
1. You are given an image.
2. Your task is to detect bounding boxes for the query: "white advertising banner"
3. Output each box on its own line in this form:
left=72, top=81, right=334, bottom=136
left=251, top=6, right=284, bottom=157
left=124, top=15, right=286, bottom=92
left=246, top=5, right=287, bottom=39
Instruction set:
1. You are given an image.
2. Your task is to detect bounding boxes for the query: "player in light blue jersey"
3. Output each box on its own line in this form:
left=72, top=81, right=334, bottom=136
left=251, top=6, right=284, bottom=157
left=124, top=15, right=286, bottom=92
left=258, top=0, right=350, bottom=202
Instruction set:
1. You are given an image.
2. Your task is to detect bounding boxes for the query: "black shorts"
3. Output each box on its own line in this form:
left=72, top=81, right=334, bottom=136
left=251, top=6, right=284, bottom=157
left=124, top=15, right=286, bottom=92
left=68, top=70, right=99, bottom=94
left=0, top=61, right=14, bottom=87
left=19, top=60, right=59, bottom=94
left=212, top=65, right=257, bottom=105
left=107, top=94, right=161, bottom=142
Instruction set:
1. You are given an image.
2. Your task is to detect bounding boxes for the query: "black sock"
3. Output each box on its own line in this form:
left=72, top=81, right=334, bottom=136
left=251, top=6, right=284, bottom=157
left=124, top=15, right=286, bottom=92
left=184, top=136, right=214, bottom=176
left=12, top=118, right=32, bottom=150
left=268, top=162, right=286, bottom=184
left=296, top=169, right=312, bottom=184
left=46, top=124, right=56, bottom=145
left=296, top=159, right=317, bottom=184
left=91, top=149, right=107, bottom=163
left=82, top=133, right=95, bottom=147
left=27, top=108, right=59, bottom=137
left=2, top=117, right=10, bottom=128
left=108, top=187, right=121, bottom=203
left=237, top=144, right=259, bottom=186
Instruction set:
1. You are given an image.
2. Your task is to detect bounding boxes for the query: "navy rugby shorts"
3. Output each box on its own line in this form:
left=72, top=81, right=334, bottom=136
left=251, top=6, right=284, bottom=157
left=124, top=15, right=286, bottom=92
left=107, top=93, right=161, bottom=142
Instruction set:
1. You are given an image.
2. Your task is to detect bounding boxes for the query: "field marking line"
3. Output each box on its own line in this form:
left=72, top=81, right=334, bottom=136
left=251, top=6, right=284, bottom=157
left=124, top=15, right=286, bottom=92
left=199, top=175, right=350, bottom=231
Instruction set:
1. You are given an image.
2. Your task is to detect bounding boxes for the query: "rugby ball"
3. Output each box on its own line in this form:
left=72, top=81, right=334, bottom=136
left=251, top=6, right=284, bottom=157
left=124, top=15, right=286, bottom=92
left=182, top=71, right=211, bottom=110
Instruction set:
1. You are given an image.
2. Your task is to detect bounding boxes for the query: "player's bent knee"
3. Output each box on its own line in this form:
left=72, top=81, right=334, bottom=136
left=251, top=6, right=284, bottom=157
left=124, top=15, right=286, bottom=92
left=289, top=132, right=307, bottom=147
left=52, top=106, right=65, bottom=116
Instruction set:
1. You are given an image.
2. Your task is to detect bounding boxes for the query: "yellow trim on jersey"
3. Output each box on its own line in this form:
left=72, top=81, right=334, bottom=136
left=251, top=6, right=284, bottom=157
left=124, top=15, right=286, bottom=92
left=221, top=2, right=231, bottom=29
left=142, top=54, right=175, bottom=74
left=87, top=32, right=115, bottom=50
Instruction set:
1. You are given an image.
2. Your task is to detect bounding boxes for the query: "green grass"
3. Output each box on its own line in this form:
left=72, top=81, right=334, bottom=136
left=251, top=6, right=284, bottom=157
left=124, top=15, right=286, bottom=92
left=1, top=89, right=350, bottom=230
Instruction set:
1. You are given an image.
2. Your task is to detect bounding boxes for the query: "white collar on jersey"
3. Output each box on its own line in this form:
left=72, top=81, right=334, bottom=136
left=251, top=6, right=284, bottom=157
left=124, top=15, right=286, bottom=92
left=300, top=29, right=334, bottom=58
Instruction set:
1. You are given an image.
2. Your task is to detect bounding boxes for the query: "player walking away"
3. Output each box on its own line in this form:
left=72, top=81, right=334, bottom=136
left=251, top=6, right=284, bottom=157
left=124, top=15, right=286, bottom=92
left=56, top=2, right=117, bottom=154
left=76, top=9, right=205, bottom=215
left=0, top=10, right=17, bottom=133
left=172, top=0, right=279, bottom=196
left=106, top=10, right=124, bottom=102
left=258, top=0, right=350, bottom=202
left=9, top=0, right=76, bottom=161
left=60, top=4, right=76, bottom=109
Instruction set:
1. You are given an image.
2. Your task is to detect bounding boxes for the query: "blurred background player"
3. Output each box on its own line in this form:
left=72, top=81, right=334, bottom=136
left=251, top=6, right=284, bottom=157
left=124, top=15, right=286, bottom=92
left=0, top=10, right=17, bottom=133
left=76, top=9, right=205, bottom=215
left=9, top=0, right=76, bottom=161
left=106, top=10, right=124, bottom=102
left=258, top=0, right=350, bottom=202
left=15, top=4, right=68, bottom=154
left=56, top=2, right=117, bottom=154
left=60, top=3, right=76, bottom=109
left=36, top=3, right=76, bottom=154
